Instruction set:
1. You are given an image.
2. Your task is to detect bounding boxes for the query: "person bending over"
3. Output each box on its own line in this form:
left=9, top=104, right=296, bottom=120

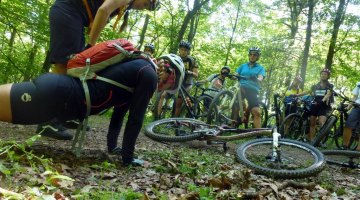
left=0, top=54, right=184, bottom=166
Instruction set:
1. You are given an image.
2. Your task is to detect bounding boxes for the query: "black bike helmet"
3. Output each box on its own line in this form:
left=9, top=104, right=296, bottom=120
left=248, top=46, right=261, bottom=56
left=179, top=40, right=191, bottom=50
left=221, top=66, right=231, bottom=72
left=144, top=43, right=155, bottom=53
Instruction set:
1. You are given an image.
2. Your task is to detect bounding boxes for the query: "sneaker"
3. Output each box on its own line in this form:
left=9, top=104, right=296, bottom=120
left=123, top=158, right=145, bottom=167
left=37, top=121, right=73, bottom=140
left=109, top=147, right=122, bottom=155
left=63, top=120, right=90, bottom=131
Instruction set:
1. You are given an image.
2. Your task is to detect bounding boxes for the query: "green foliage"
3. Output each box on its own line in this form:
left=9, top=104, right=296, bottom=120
left=0, top=0, right=359, bottom=105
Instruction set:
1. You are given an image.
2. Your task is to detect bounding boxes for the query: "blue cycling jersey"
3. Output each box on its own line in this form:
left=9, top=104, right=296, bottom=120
left=236, top=62, right=266, bottom=92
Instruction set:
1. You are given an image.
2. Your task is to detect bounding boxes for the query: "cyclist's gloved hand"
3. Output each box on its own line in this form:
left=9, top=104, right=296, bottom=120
left=250, top=75, right=258, bottom=81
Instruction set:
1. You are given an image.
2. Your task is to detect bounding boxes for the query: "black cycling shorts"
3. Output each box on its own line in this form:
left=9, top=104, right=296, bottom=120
left=10, top=73, right=84, bottom=124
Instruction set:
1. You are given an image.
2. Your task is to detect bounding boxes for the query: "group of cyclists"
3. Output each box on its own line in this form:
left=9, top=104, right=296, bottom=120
left=0, top=0, right=358, bottom=169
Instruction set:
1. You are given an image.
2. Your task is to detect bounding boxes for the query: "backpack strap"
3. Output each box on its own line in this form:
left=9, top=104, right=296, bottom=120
left=72, top=58, right=92, bottom=156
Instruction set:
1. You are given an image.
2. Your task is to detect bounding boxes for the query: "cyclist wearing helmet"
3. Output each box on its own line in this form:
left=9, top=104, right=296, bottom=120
left=283, top=75, right=304, bottom=116
left=0, top=54, right=184, bottom=166
left=174, top=40, right=199, bottom=117
left=199, top=66, right=231, bottom=102
left=233, top=46, right=266, bottom=128
left=296, top=68, right=334, bottom=141
left=343, top=82, right=360, bottom=151
left=144, top=43, right=155, bottom=57
left=42, top=0, right=161, bottom=140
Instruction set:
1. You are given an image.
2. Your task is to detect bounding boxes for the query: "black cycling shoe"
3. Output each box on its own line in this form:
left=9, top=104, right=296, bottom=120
left=123, top=158, right=145, bottom=167
left=37, top=121, right=73, bottom=140
left=63, top=120, right=90, bottom=131
left=109, top=147, right=122, bottom=155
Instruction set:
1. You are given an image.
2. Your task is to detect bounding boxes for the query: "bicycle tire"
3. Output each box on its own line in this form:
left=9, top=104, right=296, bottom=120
left=281, top=113, right=306, bottom=140
left=207, top=90, right=234, bottom=125
left=236, top=138, right=325, bottom=179
left=311, top=116, right=337, bottom=147
left=145, top=118, right=208, bottom=142
left=153, top=94, right=175, bottom=120
left=322, top=150, right=360, bottom=168
left=194, top=95, right=213, bottom=120
left=334, top=128, right=359, bottom=150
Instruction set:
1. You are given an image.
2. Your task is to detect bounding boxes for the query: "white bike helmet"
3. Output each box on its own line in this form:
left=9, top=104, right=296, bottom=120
left=159, top=54, right=185, bottom=94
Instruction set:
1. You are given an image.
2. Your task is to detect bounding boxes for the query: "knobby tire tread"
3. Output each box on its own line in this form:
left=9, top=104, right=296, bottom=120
left=236, top=138, right=325, bottom=179
left=145, top=118, right=206, bottom=142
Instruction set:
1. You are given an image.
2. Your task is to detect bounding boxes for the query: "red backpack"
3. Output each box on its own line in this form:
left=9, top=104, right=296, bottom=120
left=67, top=39, right=155, bottom=155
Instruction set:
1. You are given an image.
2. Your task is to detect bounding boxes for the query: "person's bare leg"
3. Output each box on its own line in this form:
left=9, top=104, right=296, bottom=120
left=52, top=63, right=67, bottom=74
left=174, top=98, right=183, bottom=117
left=342, top=127, right=352, bottom=149
left=0, top=84, right=13, bottom=122
left=251, top=107, right=261, bottom=128
left=308, top=116, right=317, bottom=141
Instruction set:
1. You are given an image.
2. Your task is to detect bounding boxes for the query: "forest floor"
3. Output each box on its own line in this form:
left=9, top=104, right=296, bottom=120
left=0, top=115, right=359, bottom=199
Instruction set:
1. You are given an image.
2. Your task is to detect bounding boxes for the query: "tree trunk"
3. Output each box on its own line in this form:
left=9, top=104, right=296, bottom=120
left=171, top=0, right=210, bottom=53
left=300, top=0, right=315, bottom=89
left=224, top=0, right=241, bottom=66
left=325, top=0, right=348, bottom=70
left=24, top=43, right=38, bottom=81
left=137, top=14, right=150, bottom=50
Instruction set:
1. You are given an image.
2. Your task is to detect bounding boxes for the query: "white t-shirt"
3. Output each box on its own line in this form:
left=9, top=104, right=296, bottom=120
left=352, top=82, right=360, bottom=104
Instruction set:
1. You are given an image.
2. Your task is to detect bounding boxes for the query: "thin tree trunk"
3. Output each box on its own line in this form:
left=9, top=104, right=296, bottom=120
left=137, top=14, right=150, bottom=50
left=300, top=0, right=315, bottom=89
left=325, top=0, right=348, bottom=70
left=224, top=0, right=241, bottom=66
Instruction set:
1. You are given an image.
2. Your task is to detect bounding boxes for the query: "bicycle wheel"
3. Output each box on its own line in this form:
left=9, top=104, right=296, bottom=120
left=281, top=113, right=306, bottom=140
left=207, top=90, right=234, bottom=125
left=334, top=128, right=359, bottom=150
left=193, top=95, right=213, bottom=120
left=322, top=150, right=360, bottom=169
left=312, top=116, right=337, bottom=147
left=153, top=94, right=175, bottom=120
left=145, top=118, right=209, bottom=142
left=236, top=138, right=325, bottom=178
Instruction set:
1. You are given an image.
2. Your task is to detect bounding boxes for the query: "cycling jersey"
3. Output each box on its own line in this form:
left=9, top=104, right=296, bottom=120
left=352, top=82, right=360, bottom=104
left=181, top=55, right=198, bottom=86
left=236, top=62, right=266, bottom=93
left=204, top=74, right=226, bottom=98
left=311, top=81, right=334, bottom=105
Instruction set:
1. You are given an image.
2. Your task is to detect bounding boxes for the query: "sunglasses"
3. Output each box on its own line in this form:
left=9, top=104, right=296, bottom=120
left=249, top=53, right=258, bottom=57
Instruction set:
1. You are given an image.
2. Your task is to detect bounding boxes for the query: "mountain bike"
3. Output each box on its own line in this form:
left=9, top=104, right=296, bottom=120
left=281, top=95, right=313, bottom=141
left=145, top=118, right=272, bottom=151
left=312, top=90, right=359, bottom=149
left=154, top=82, right=216, bottom=120
left=236, top=127, right=326, bottom=179
left=206, top=75, right=268, bottom=128
left=322, top=150, right=360, bottom=169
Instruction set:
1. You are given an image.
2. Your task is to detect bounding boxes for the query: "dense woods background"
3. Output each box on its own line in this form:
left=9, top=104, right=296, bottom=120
left=0, top=0, right=359, bottom=106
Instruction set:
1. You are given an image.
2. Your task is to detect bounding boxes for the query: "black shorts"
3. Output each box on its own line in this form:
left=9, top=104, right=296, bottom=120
left=309, top=102, right=331, bottom=117
left=10, top=73, right=84, bottom=124
left=241, top=87, right=259, bottom=110
left=345, top=107, right=360, bottom=129
left=49, top=1, right=85, bottom=64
